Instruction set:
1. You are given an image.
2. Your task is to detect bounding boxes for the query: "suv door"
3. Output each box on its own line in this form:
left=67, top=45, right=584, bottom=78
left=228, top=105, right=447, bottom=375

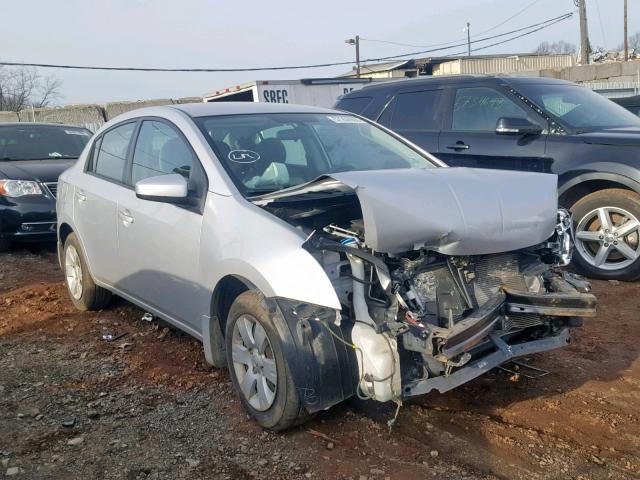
left=376, top=88, right=443, bottom=153
left=115, top=119, right=208, bottom=334
left=438, top=86, right=550, bottom=172
left=73, top=121, right=136, bottom=285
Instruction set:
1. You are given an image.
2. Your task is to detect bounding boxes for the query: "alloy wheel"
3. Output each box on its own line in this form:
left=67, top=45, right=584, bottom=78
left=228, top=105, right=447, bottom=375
left=575, top=206, right=640, bottom=271
left=65, top=245, right=84, bottom=300
left=231, top=314, right=278, bottom=411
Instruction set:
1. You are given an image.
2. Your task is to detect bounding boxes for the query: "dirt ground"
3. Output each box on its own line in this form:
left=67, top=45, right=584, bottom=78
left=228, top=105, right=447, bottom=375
left=0, top=245, right=638, bottom=480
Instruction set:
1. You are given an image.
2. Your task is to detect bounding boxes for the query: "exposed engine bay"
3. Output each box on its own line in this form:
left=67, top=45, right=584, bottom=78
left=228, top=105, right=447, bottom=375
left=254, top=168, right=597, bottom=404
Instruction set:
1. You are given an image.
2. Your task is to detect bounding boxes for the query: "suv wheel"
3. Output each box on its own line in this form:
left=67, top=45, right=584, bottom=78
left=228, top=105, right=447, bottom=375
left=63, top=233, right=112, bottom=310
left=571, top=189, right=640, bottom=280
left=225, top=291, right=309, bottom=431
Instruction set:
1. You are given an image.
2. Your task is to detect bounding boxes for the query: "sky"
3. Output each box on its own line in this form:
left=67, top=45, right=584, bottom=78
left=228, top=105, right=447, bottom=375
left=1, top=0, right=637, bottom=105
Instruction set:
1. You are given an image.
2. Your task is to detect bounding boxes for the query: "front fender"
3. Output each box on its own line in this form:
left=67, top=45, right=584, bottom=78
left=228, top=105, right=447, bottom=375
left=558, top=163, right=640, bottom=197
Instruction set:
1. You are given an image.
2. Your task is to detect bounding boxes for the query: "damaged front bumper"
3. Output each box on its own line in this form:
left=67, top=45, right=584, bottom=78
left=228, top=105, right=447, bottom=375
left=403, top=284, right=596, bottom=397
left=404, top=328, right=571, bottom=396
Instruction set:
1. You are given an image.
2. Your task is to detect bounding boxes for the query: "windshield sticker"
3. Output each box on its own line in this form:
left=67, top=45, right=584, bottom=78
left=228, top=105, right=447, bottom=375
left=48, top=152, right=63, bottom=157
left=228, top=150, right=260, bottom=163
left=65, top=129, right=90, bottom=136
left=327, top=115, right=366, bottom=124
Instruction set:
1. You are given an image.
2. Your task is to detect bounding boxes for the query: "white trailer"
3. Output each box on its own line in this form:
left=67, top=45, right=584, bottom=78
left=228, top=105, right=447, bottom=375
left=202, top=78, right=384, bottom=108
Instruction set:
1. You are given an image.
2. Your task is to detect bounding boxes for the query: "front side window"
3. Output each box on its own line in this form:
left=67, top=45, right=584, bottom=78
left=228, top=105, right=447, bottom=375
left=515, top=83, right=640, bottom=131
left=131, top=121, right=196, bottom=185
left=0, top=125, right=91, bottom=161
left=195, top=113, right=436, bottom=196
left=452, top=87, right=532, bottom=131
left=92, top=122, right=135, bottom=182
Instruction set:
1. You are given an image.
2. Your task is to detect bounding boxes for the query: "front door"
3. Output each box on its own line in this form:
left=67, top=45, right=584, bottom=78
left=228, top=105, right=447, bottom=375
left=115, top=119, right=208, bottom=332
left=438, top=86, right=550, bottom=172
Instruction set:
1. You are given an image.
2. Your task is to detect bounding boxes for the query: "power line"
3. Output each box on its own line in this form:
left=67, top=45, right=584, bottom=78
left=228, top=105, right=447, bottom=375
left=360, top=0, right=544, bottom=49
left=440, top=13, right=575, bottom=58
left=0, top=12, right=573, bottom=74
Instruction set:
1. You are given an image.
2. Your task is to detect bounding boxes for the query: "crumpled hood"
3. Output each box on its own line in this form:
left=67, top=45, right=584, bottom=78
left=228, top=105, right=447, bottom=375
left=255, top=167, right=559, bottom=255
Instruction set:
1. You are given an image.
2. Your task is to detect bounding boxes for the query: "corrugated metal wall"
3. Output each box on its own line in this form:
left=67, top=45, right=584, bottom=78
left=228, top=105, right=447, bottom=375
left=434, top=55, right=575, bottom=76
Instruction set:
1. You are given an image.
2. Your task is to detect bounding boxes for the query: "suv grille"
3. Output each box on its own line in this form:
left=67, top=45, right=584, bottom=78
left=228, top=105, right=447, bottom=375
left=44, top=182, right=58, bottom=198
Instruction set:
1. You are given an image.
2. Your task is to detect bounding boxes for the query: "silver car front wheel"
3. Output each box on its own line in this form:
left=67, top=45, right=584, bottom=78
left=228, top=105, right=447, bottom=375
left=231, top=314, right=278, bottom=411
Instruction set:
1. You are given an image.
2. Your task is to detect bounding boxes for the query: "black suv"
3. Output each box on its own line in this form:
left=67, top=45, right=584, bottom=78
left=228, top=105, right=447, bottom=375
left=336, top=76, right=640, bottom=281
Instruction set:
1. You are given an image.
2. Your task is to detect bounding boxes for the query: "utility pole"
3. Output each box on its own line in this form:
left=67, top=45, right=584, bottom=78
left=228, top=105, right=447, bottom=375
left=345, top=36, right=361, bottom=78
left=576, top=0, right=590, bottom=64
left=466, top=22, right=471, bottom=56
left=624, top=0, right=629, bottom=61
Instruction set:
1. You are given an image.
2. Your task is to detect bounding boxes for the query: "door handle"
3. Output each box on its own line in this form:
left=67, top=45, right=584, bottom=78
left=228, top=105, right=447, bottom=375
left=446, top=142, right=470, bottom=151
left=75, top=190, right=87, bottom=202
left=119, top=210, right=134, bottom=225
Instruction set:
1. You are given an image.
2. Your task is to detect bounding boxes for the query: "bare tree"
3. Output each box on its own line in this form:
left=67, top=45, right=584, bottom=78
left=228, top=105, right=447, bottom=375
left=619, top=31, right=640, bottom=52
left=533, top=40, right=577, bottom=55
left=0, top=66, right=63, bottom=112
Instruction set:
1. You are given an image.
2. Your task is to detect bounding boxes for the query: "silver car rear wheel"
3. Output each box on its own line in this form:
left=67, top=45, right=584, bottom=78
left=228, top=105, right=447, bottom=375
left=65, top=244, right=83, bottom=300
left=231, top=314, right=278, bottom=411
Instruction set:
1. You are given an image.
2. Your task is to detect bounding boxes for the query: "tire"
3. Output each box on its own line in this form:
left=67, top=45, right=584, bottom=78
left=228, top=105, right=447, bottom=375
left=571, top=188, right=640, bottom=281
left=0, top=238, right=12, bottom=252
left=225, top=291, right=309, bottom=431
left=63, top=233, right=112, bottom=310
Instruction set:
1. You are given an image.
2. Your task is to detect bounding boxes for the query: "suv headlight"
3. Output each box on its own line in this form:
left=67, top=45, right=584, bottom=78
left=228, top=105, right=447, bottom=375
left=0, top=180, right=44, bottom=197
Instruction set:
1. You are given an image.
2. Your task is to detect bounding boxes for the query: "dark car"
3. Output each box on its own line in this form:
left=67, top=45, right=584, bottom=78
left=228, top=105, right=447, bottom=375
left=611, top=95, right=640, bottom=117
left=336, top=76, right=640, bottom=281
left=0, top=123, right=91, bottom=251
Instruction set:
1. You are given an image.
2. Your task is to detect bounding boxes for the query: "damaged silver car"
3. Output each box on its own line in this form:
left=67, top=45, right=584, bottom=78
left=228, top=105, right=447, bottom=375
left=57, top=103, right=597, bottom=430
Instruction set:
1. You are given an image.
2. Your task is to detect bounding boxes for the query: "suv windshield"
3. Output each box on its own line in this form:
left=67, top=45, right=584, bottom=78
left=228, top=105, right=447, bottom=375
left=516, top=83, right=640, bottom=131
left=195, top=113, right=436, bottom=195
left=0, top=125, right=91, bottom=161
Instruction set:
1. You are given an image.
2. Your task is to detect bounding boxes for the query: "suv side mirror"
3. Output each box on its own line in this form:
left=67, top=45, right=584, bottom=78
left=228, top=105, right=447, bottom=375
left=135, top=173, right=189, bottom=204
left=496, top=117, right=543, bottom=136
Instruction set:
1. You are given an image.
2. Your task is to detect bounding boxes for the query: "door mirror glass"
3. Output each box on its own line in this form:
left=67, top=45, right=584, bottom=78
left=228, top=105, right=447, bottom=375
left=495, top=117, right=543, bottom=136
left=135, top=173, right=189, bottom=203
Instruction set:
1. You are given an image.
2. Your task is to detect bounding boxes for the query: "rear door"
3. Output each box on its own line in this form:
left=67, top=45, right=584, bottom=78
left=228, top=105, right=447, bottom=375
left=115, top=119, right=208, bottom=333
left=73, top=121, right=136, bottom=285
left=438, top=85, right=550, bottom=172
left=376, top=88, right=444, bottom=153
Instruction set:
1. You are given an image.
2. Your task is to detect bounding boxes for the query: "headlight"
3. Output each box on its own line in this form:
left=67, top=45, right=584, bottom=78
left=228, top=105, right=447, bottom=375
left=0, top=180, right=44, bottom=197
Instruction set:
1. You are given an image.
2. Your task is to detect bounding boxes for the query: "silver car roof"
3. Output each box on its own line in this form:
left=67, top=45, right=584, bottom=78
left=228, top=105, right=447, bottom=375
left=171, top=102, right=338, bottom=117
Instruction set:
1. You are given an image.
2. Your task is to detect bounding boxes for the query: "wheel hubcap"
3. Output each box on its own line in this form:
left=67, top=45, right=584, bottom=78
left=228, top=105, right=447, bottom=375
left=231, top=314, right=277, bottom=411
left=575, top=206, right=640, bottom=271
left=65, top=245, right=83, bottom=300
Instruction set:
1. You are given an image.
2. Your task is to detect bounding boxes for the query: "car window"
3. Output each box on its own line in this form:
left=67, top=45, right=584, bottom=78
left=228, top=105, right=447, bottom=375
left=335, top=96, right=372, bottom=114
left=92, top=122, right=135, bottom=182
left=452, top=87, right=531, bottom=131
left=388, top=90, right=442, bottom=130
left=0, top=125, right=91, bottom=161
left=196, top=113, right=436, bottom=196
left=131, top=121, right=196, bottom=185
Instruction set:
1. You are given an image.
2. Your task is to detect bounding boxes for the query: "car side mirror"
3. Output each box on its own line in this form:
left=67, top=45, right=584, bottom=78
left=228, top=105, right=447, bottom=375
left=135, top=173, right=190, bottom=204
left=496, top=117, right=543, bottom=136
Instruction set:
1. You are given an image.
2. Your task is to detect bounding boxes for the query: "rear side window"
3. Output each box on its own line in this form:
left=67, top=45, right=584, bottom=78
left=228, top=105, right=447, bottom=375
left=91, top=122, right=135, bottom=182
left=452, top=87, right=530, bottom=131
left=131, top=121, right=196, bottom=184
left=382, top=90, right=442, bottom=130
left=335, top=96, right=372, bottom=114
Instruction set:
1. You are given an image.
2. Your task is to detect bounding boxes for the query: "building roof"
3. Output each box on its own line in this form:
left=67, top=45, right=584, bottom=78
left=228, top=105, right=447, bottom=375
left=339, top=60, right=413, bottom=77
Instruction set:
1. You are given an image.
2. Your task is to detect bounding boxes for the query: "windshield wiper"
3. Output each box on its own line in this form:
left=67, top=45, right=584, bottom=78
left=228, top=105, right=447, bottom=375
left=0, top=156, right=78, bottom=161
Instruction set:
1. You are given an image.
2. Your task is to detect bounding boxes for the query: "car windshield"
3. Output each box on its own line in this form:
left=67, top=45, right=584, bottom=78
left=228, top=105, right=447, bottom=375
left=516, top=83, right=640, bottom=131
left=195, top=113, right=436, bottom=195
left=0, top=125, right=91, bottom=161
